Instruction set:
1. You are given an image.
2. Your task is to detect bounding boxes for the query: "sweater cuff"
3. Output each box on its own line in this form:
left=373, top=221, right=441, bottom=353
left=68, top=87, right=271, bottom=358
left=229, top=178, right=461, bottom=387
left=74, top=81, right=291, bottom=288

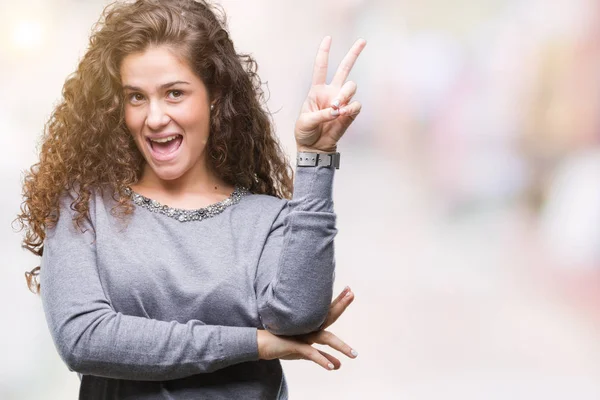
left=219, top=326, right=259, bottom=364
left=291, top=166, right=336, bottom=213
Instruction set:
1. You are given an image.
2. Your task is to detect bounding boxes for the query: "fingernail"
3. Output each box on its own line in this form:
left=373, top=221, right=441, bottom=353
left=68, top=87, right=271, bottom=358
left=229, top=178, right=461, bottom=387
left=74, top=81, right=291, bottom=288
left=328, top=363, right=335, bottom=370
left=331, top=99, right=340, bottom=109
left=351, top=349, right=358, bottom=357
left=331, top=108, right=340, bottom=116
left=345, top=290, right=352, bottom=297
left=339, top=107, right=348, bottom=115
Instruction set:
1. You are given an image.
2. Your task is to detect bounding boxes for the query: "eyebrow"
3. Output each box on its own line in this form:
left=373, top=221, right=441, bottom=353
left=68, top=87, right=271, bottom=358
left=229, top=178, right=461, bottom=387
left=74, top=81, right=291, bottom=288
left=122, top=81, right=191, bottom=91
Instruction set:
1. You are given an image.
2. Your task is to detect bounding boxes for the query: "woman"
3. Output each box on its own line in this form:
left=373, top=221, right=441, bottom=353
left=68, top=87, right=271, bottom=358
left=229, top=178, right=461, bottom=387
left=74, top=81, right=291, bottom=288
left=16, top=0, right=365, bottom=398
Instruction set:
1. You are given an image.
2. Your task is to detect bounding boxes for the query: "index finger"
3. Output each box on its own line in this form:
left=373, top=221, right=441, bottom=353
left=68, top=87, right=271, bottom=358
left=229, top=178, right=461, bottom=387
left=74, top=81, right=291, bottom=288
left=331, top=38, right=367, bottom=87
left=322, top=289, right=354, bottom=329
left=330, top=286, right=350, bottom=308
left=311, top=36, right=332, bottom=86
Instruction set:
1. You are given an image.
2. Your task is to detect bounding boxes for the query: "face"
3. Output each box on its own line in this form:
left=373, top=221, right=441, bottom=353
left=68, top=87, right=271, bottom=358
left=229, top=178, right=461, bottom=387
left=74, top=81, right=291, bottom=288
left=121, top=45, right=212, bottom=182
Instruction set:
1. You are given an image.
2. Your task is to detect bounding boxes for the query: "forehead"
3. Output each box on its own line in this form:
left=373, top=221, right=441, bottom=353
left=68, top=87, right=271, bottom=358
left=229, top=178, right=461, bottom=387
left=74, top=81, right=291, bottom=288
left=120, top=45, right=197, bottom=87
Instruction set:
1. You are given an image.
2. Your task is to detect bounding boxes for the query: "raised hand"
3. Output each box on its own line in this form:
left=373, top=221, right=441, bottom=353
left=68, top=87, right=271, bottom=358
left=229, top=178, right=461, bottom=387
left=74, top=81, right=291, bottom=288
left=295, top=37, right=367, bottom=153
left=257, top=287, right=356, bottom=370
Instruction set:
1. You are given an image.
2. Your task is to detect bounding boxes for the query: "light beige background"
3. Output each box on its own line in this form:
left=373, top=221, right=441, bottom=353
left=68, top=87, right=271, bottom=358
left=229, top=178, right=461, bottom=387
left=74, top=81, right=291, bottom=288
left=2, top=0, right=600, bottom=399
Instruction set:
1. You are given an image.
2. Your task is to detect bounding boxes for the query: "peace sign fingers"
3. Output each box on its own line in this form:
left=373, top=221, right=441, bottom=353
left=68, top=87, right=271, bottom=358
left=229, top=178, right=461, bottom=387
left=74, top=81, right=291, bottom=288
left=311, top=37, right=367, bottom=87
left=331, top=38, right=367, bottom=87
left=297, top=37, right=366, bottom=153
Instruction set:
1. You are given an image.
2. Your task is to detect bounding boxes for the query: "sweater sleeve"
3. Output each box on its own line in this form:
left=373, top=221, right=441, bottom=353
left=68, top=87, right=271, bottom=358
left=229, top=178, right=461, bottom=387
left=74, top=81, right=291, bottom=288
left=254, top=166, right=337, bottom=336
left=40, top=191, right=259, bottom=381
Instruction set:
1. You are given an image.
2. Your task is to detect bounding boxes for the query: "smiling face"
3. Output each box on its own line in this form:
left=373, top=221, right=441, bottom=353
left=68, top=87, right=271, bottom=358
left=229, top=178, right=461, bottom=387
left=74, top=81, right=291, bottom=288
left=121, top=45, right=212, bottom=184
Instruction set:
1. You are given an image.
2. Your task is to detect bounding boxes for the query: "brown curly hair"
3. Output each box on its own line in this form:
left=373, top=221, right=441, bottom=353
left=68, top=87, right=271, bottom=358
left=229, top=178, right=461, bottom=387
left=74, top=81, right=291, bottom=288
left=15, top=0, right=294, bottom=294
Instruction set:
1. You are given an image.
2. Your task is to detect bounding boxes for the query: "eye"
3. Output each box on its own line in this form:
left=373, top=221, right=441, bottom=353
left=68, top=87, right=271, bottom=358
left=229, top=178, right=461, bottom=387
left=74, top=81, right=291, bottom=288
left=167, top=90, right=184, bottom=100
left=128, top=93, right=145, bottom=104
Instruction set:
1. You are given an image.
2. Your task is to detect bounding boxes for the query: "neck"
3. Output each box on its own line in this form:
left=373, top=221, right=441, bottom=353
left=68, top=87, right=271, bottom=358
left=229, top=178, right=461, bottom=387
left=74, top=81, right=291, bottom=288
left=137, top=158, right=224, bottom=195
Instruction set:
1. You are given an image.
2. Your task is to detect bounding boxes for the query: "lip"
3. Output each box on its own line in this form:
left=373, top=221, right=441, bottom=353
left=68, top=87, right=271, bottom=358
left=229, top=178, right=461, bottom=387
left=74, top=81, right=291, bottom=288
left=145, top=133, right=182, bottom=141
left=144, top=134, right=184, bottom=162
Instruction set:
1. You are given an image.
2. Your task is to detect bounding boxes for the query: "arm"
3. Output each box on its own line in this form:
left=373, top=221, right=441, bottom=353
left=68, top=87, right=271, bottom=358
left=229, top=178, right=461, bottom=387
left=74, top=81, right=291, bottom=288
left=254, top=37, right=366, bottom=335
left=255, top=165, right=337, bottom=336
left=40, top=192, right=258, bottom=381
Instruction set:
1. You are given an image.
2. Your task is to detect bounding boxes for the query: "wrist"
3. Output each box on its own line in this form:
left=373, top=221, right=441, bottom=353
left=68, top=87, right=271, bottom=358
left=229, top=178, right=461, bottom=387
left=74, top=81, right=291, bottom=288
left=296, top=151, right=341, bottom=170
left=296, top=145, right=337, bottom=154
left=256, top=330, right=267, bottom=360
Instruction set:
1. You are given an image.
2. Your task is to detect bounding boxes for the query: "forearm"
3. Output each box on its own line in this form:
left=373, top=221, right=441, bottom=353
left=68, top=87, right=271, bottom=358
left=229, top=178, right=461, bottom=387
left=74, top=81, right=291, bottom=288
left=44, top=305, right=258, bottom=381
left=257, top=166, right=337, bottom=335
left=41, top=198, right=259, bottom=381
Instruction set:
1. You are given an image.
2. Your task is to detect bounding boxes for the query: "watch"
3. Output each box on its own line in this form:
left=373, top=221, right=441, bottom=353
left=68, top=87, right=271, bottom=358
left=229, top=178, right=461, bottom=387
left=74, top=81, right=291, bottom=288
left=296, top=151, right=341, bottom=169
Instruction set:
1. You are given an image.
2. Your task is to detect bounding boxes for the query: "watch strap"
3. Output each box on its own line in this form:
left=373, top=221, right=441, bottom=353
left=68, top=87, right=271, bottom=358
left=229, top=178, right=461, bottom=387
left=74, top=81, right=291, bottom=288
left=296, top=152, right=341, bottom=169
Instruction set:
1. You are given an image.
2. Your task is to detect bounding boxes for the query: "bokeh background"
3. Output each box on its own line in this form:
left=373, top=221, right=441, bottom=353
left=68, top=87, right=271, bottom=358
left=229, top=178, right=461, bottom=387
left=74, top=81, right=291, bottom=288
left=2, top=0, right=600, bottom=398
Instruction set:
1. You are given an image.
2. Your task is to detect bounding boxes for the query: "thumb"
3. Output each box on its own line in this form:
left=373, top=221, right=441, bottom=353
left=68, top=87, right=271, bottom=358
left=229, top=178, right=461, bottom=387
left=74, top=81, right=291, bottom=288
left=297, top=107, right=340, bottom=132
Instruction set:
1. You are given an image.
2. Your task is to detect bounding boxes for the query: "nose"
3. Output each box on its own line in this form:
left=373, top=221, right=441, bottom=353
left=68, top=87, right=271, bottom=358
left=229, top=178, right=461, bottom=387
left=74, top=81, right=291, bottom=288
left=145, top=100, right=171, bottom=130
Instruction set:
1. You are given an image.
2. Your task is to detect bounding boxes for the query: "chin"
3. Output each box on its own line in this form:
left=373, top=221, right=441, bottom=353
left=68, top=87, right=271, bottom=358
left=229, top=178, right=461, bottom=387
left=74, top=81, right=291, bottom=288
left=148, top=163, right=188, bottom=182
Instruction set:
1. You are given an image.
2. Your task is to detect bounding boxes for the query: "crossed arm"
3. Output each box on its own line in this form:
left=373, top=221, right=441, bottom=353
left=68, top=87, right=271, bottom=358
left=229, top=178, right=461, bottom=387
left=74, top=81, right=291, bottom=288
left=41, top=227, right=355, bottom=380
left=41, top=171, right=351, bottom=380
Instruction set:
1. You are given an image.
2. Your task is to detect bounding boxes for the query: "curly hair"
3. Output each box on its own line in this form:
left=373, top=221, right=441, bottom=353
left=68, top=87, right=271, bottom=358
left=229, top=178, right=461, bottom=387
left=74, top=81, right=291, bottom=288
left=15, top=0, right=294, bottom=294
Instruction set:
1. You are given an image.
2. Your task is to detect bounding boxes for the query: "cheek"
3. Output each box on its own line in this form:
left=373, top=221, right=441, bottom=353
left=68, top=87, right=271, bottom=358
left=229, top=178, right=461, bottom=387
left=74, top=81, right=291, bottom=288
left=173, top=104, right=209, bottom=132
left=124, top=108, right=141, bottom=134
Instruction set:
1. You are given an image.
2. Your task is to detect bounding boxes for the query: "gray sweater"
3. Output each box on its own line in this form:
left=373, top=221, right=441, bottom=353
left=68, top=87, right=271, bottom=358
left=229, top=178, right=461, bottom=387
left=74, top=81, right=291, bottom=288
left=40, top=166, right=337, bottom=399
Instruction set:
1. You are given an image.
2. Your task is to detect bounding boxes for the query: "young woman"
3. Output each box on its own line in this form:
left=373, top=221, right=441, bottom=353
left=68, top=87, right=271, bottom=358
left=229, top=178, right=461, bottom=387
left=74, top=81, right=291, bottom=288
left=16, top=0, right=365, bottom=398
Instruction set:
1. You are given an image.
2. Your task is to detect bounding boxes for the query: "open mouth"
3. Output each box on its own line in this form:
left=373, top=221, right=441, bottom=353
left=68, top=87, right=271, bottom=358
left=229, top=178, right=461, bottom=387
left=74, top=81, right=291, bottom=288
left=146, top=134, right=183, bottom=161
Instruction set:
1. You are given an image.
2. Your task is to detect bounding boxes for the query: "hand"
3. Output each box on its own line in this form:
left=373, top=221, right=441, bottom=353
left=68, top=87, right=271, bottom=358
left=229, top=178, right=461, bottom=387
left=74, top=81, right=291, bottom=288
left=295, top=37, right=367, bottom=153
left=257, top=287, right=357, bottom=370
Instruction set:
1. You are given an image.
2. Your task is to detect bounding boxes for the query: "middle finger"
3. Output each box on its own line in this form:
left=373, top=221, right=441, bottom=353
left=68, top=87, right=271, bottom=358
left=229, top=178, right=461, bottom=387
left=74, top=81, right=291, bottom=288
left=311, top=36, right=332, bottom=86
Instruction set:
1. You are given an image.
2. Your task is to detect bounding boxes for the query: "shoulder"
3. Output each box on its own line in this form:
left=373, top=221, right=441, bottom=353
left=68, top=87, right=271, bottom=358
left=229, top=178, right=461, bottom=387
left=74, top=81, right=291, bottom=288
left=237, top=192, right=288, bottom=213
left=55, top=184, right=120, bottom=229
left=57, top=184, right=112, bottom=215
left=46, top=186, right=98, bottom=240
left=232, top=192, right=289, bottom=224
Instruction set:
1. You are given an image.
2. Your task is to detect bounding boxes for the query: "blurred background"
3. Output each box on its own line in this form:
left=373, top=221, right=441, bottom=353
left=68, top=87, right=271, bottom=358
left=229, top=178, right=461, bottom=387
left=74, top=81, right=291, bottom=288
left=2, top=0, right=600, bottom=398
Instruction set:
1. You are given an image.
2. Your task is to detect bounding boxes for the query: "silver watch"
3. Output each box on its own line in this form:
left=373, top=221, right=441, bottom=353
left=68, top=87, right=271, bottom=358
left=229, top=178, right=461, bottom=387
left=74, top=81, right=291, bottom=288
left=296, top=152, right=341, bottom=169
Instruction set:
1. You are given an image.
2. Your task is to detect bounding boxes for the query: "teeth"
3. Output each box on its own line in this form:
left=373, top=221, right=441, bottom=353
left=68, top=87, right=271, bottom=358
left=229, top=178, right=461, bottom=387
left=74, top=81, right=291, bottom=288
left=150, top=135, right=179, bottom=143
